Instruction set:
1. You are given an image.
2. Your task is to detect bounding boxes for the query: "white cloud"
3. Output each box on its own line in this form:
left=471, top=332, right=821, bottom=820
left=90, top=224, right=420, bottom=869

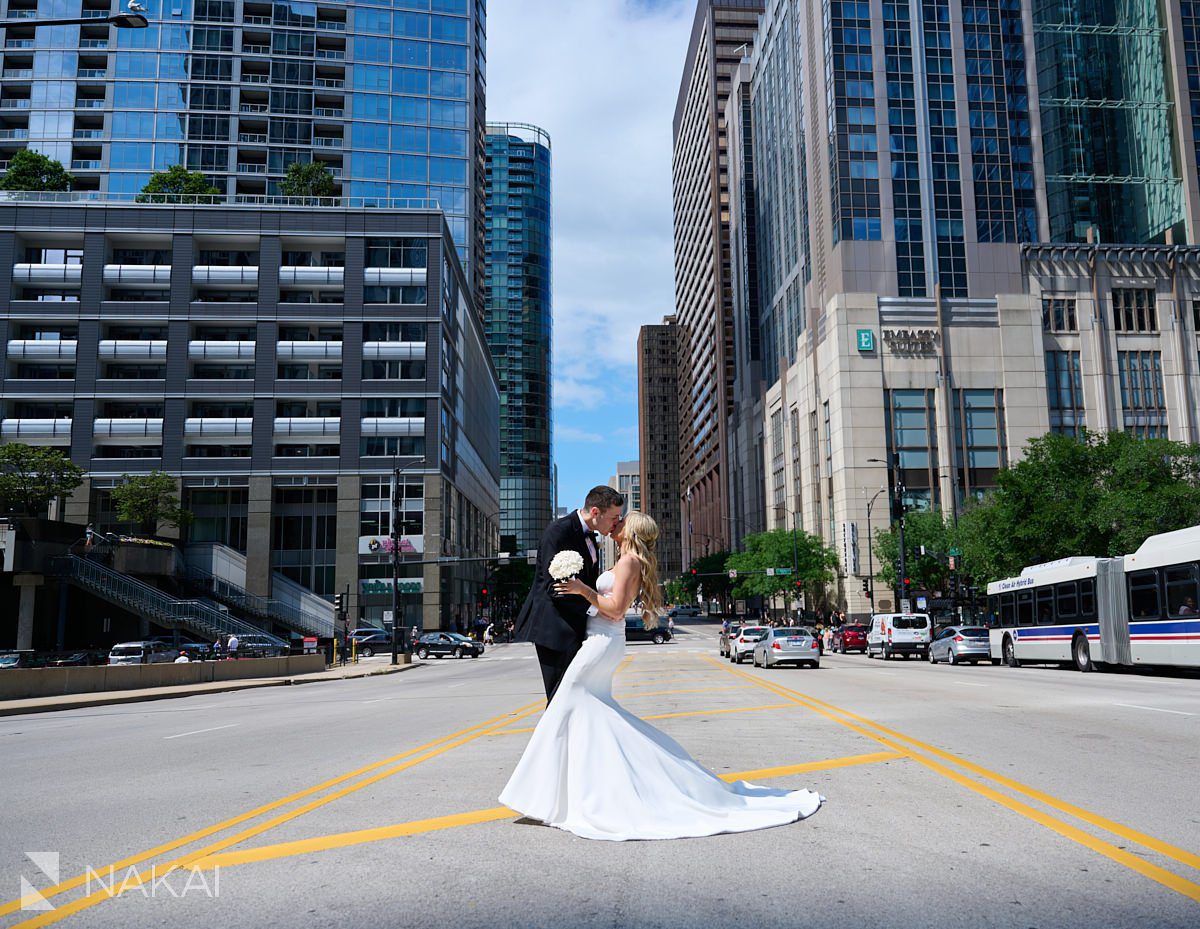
left=487, top=0, right=692, bottom=378
left=556, top=425, right=606, bottom=444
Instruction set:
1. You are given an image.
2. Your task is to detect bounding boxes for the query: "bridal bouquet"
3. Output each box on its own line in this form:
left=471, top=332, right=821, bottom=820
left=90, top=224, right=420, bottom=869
left=548, top=549, right=585, bottom=582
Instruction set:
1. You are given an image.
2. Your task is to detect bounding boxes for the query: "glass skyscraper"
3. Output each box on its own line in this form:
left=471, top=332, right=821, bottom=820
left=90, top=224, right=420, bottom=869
left=0, top=0, right=486, bottom=283
left=483, top=122, right=552, bottom=554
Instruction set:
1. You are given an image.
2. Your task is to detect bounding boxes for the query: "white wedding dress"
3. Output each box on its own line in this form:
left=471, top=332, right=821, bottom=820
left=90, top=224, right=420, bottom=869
left=499, top=571, right=823, bottom=841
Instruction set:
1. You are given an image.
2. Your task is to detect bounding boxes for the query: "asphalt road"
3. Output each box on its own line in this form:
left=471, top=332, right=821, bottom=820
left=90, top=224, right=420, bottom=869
left=1, top=618, right=1198, bottom=929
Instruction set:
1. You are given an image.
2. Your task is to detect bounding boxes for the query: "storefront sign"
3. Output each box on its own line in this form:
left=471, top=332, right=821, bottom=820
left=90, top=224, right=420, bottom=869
left=882, top=328, right=939, bottom=354
left=856, top=329, right=876, bottom=352
left=359, top=535, right=424, bottom=555
left=360, top=578, right=424, bottom=595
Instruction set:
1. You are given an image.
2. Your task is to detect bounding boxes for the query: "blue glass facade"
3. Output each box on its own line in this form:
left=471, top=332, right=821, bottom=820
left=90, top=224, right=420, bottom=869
left=0, top=0, right=485, bottom=275
left=484, top=124, right=552, bottom=555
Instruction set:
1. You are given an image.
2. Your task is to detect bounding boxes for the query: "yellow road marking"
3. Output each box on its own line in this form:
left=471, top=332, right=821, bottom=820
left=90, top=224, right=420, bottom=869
left=615, top=685, right=752, bottom=698
left=188, top=751, right=902, bottom=870
left=493, top=702, right=798, bottom=736
left=6, top=702, right=544, bottom=929
left=706, top=657, right=1200, bottom=903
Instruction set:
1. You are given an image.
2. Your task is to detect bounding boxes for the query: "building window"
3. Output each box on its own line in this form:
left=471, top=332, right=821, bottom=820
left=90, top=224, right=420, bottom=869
left=789, top=408, right=802, bottom=512
left=363, top=286, right=427, bottom=304
left=1112, top=288, right=1157, bottom=332
left=365, top=238, right=428, bottom=269
left=361, top=436, right=425, bottom=457
left=953, top=388, right=1006, bottom=502
left=1042, top=296, right=1078, bottom=332
left=1117, top=351, right=1167, bottom=438
left=1045, top=350, right=1084, bottom=437
left=271, top=486, right=337, bottom=596
left=885, top=388, right=938, bottom=511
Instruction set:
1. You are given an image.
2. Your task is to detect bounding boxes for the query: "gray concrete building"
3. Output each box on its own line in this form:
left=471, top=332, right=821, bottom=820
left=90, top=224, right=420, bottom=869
left=637, top=316, right=683, bottom=578
left=0, top=195, right=498, bottom=641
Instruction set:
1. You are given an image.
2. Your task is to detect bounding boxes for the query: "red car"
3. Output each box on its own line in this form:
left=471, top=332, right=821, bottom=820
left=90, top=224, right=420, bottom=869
left=831, top=623, right=868, bottom=654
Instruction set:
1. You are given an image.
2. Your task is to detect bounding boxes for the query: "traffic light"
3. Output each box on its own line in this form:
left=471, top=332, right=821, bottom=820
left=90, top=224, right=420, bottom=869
left=891, top=499, right=906, bottom=521
left=861, top=578, right=870, bottom=595
left=333, top=592, right=345, bottom=614
left=902, top=577, right=912, bottom=593
left=690, top=567, right=697, bottom=576
left=481, top=586, right=489, bottom=599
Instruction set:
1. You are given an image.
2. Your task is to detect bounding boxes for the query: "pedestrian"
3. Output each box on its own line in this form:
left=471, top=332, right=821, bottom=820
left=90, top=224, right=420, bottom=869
left=226, top=633, right=239, bottom=660
left=211, top=638, right=222, bottom=660
left=484, top=622, right=495, bottom=645
left=174, top=650, right=190, bottom=664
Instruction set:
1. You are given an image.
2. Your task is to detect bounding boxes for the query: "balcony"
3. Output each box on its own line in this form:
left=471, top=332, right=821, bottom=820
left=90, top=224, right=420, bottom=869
left=242, top=73, right=269, bottom=84
left=73, top=129, right=104, bottom=139
left=237, top=132, right=268, bottom=144
left=243, top=43, right=269, bottom=54
left=78, top=38, right=108, bottom=48
left=97, top=340, right=167, bottom=360
left=236, top=162, right=268, bottom=174
left=314, top=78, right=343, bottom=89
left=70, top=159, right=102, bottom=170
left=11, top=263, right=83, bottom=286
left=5, top=339, right=77, bottom=360
left=363, top=268, right=427, bottom=287
left=313, top=107, right=344, bottom=118
left=4, top=9, right=38, bottom=18
left=273, top=417, right=341, bottom=438
left=1, top=68, right=32, bottom=78
left=243, top=14, right=271, bottom=24
left=103, top=264, right=171, bottom=286
left=361, top=341, right=426, bottom=361
left=312, top=136, right=343, bottom=148
left=239, top=103, right=269, bottom=113
left=315, top=49, right=344, bottom=60
left=0, top=419, right=72, bottom=442
left=276, top=340, right=341, bottom=361
left=4, top=40, right=35, bottom=49
left=76, top=68, right=106, bottom=79
left=0, top=98, right=32, bottom=109
left=75, top=99, right=105, bottom=109
left=184, top=418, right=253, bottom=438
left=277, top=266, right=344, bottom=287
left=80, top=9, right=109, bottom=18
left=0, top=128, right=28, bottom=140
left=187, top=340, right=255, bottom=360
left=191, top=266, right=258, bottom=285
left=316, top=20, right=346, bottom=31
left=360, top=417, right=424, bottom=437
left=92, top=419, right=165, bottom=439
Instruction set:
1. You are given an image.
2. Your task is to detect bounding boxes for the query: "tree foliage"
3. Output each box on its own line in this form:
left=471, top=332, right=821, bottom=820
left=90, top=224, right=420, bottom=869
left=135, top=165, right=221, bottom=203
left=725, top=529, right=839, bottom=607
left=663, top=578, right=689, bottom=606
left=279, top=161, right=337, bottom=198
left=109, top=471, right=192, bottom=532
left=872, top=509, right=957, bottom=591
left=0, top=149, right=73, bottom=192
left=681, top=550, right=733, bottom=602
left=0, top=444, right=84, bottom=517
left=873, top=431, right=1200, bottom=588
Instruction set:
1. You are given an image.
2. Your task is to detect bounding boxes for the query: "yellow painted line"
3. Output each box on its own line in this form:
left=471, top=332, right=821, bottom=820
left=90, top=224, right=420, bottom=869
left=614, top=685, right=752, bottom=698
left=705, top=657, right=1200, bottom=903
left=493, top=702, right=798, bottom=736
left=6, top=702, right=544, bottom=929
left=188, top=751, right=903, bottom=870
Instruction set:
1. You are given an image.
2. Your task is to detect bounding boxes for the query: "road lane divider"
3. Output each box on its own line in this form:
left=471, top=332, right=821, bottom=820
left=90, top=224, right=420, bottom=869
left=0, top=701, right=542, bottom=923
left=186, top=751, right=907, bottom=870
left=706, top=657, right=1200, bottom=903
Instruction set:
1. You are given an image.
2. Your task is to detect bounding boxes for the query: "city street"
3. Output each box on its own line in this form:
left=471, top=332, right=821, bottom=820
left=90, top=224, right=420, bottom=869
left=1, top=618, right=1198, bottom=929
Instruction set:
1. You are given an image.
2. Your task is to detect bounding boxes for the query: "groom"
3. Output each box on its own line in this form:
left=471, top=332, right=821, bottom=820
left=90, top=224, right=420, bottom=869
left=515, top=485, right=625, bottom=702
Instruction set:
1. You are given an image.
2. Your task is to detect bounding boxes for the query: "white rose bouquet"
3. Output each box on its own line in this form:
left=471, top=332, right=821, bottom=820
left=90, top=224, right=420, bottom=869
left=548, top=549, right=585, bottom=582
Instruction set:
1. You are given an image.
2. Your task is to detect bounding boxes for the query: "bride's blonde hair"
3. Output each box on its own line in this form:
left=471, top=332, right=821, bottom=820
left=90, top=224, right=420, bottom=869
left=620, top=511, right=663, bottom=624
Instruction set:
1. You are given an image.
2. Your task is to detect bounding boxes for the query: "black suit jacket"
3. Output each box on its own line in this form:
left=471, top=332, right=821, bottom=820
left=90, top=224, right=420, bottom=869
left=514, top=513, right=600, bottom=653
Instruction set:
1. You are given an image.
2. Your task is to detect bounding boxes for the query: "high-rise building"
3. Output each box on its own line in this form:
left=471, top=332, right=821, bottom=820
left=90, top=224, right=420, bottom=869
left=637, top=317, right=683, bottom=578
left=0, top=0, right=487, bottom=297
left=484, top=123, right=553, bottom=555
left=0, top=197, right=499, bottom=642
left=737, top=0, right=1200, bottom=617
left=601, top=460, right=639, bottom=570
left=671, top=0, right=763, bottom=568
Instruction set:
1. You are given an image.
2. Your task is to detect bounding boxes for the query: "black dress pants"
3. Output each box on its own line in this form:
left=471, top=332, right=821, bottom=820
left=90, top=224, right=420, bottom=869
left=535, top=642, right=580, bottom=703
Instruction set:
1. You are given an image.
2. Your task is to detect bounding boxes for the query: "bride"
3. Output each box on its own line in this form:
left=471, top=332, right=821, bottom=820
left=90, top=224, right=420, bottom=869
left=498, top=511, right=822, bottom=841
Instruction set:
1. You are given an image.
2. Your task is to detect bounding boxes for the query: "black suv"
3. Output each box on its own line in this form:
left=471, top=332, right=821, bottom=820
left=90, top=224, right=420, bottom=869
left=624, top=615, right=672, bottom=645
left=415, top=632, right=484, bottom=659
left=351, top=631, right=393, bottom=658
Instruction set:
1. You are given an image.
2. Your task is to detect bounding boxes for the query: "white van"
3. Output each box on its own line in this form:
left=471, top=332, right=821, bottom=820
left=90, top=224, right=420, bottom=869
left=867, top=613, right=931, bottom=660
left=108, top=641, right=175, bottom=666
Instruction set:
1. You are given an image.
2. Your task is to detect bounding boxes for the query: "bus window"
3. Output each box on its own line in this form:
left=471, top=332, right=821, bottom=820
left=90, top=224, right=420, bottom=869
left=1056, top=582, right=1078, bottom=619
left=1164, top=564, right=1199, bottom=617
left=1128, top=570, right=1161, bottom=621
left=1079, top=579, right=1096, bottom=620
left=1035, top=588, right=1054, bottom=625
left=1016, top=590, right=1034, bottom=626
left=987, top=595, right=998, bottom=625
left=1000, top=592, right=1015, bottom=627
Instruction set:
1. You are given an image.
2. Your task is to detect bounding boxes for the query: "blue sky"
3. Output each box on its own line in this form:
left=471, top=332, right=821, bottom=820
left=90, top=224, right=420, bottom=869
left=488, top=0, right=693, bottom=511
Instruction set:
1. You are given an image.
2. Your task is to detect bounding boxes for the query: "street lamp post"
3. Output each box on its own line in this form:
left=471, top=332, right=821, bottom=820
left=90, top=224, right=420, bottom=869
left=869, top=455, right=906, bottom=608
left=0, top=13, right=149, bottom=28
left=863, top=486, right=886, bottom=606
left=391, top=457, right=425, bottom=665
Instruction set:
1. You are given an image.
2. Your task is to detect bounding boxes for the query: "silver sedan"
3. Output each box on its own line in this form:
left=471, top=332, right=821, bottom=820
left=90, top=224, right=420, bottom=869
left=752, top=627, right=821, bottom=669
left=928, top=626, right=992, bottom=665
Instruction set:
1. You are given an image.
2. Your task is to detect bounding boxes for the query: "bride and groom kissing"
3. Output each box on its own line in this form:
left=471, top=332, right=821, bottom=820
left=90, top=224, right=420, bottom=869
left=498, top=485, right=823, bottom=841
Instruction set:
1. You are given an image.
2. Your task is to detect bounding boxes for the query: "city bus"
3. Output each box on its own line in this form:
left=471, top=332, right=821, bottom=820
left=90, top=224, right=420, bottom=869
left=986, top=526, right=1200, bottom=672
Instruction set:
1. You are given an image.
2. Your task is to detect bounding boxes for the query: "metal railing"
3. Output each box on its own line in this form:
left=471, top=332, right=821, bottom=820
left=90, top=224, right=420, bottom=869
left=53, top=555, right=287, bottom=646
left=185, top=564, right=333, bottom=638
left=0, top=190, right=442, bottom=211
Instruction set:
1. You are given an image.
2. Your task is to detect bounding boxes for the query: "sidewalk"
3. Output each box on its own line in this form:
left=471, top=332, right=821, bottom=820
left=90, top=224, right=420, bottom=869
left=0, top=658, right=423, bottom=717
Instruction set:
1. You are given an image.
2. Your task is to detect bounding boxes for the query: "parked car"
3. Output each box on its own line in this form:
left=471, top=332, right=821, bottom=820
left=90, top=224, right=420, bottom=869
left=670, top=606, right=703, bottom=618
left=233, top=634, right=288, bottom=658
left=752, top=627, right=821, bottom=669
left=0, top=650, right=40, bottom=669
left=718, top=624, right=742, bottom=657
left=176, top=643, right=213, bottom=661
left=47, top=650, right=107, bottom=667
left=108, top=641, right=177, bottom=666
left=415, top=632, right=484, bottom=660
left=866, top=613, right=932, bottom=660
left=929, top=625, right=993, bottom=665
left=350, top=627, right=386, bottom=639
left=352, top=630, right=393, bottom=658
left=830, top=623, right=868, bottom=654
left=728, top=625, right=768, bottom=664
left=624, top=613, right=672, bottom=644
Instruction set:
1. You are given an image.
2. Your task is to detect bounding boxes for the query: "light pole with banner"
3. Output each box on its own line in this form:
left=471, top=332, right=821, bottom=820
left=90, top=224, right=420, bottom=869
left=390, top=457, right=425, bottom=664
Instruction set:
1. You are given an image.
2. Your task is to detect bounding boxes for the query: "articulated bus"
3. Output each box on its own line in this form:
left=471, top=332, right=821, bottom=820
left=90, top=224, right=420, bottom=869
left=986, top=526, right=1200, bottom=672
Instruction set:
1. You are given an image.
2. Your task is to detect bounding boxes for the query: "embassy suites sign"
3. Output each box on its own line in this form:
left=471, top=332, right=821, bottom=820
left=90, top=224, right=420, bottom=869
left=882, top=328, right=939, bottom=354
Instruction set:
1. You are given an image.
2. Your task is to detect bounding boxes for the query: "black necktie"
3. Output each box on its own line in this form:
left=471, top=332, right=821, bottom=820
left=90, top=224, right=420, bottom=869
left=585, top=530, right=598, bottom=543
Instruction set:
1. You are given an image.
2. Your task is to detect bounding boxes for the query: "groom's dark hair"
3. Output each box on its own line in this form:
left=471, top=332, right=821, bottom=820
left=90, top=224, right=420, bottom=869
left=584, top=485, right=624, bottom=512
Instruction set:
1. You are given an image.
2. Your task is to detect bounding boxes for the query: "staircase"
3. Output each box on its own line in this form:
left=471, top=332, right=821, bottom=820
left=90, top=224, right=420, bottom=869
left=53, top=555, right=288, bottom=647
left=184, top=543, right=335, bottom=638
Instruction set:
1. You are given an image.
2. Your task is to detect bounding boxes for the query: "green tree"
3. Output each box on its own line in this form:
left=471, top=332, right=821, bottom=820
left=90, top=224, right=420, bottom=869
left=725, top=529, right=839, bottom=610
left=682, top=550, right=733, bottom=604
left=872, top=509, right=956, bottom=591
left=109, top=471, right=192, bottom=533
left=664, top=578, right=689, bottom=606
left=279, top=161, right=337, bottom=198
left=135, top=165, right=221, bottom=203
left=0, top=444, right=84, bottom=517
left=0, top=149, right=73, bottom=192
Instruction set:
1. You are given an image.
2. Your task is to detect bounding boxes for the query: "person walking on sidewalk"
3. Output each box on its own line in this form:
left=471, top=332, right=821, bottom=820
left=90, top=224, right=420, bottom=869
left=227, top=633, right=239, bottom=660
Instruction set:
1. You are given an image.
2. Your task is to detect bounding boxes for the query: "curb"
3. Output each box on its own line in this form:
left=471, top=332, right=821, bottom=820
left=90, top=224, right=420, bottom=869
left=0, top=660, right=424, bottom=717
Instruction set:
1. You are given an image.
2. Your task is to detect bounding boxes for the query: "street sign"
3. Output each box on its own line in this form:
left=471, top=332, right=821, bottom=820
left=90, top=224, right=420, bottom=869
left=948, top=555, right=957, bottom=570
left=948, top=547, right=962, bottom=557
left=728, top=569, right=738, bottom=579
left=766, top=568, right=775, bottom=577
left=916, top=596, right=927, bottom=611
left=775, top=567, right=792, bottom=575
left=900, top=598, right=912, bottom=613
left=382, top=609, right=394, bottom=626
left=856, top=328, right=875, bottom=352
